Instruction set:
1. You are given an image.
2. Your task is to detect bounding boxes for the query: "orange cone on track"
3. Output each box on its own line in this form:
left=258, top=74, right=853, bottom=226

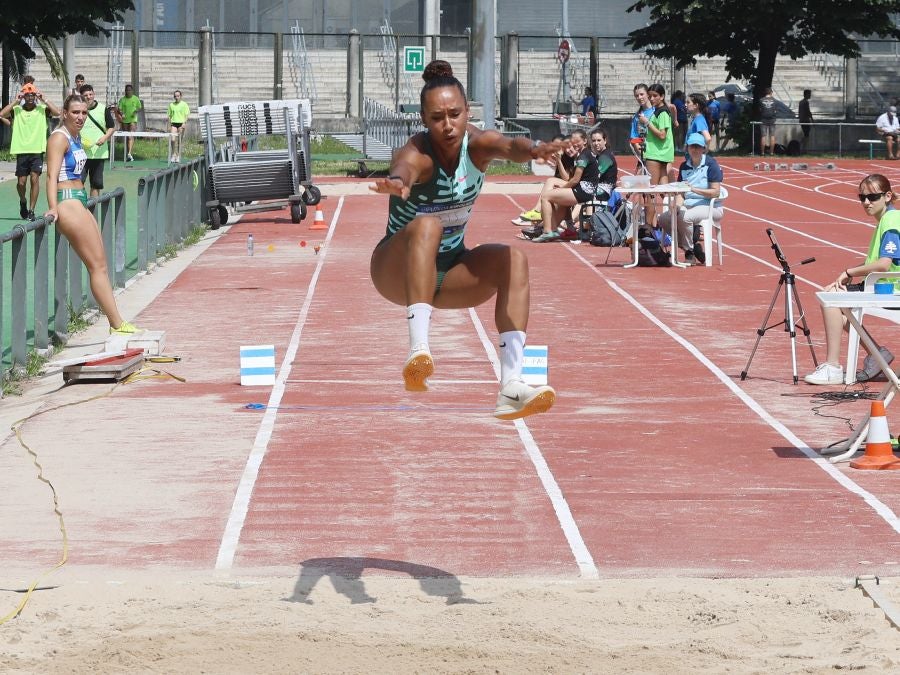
left=850, top=401, right=900, bottom=470
left=310, top=206, right=327, bottom=230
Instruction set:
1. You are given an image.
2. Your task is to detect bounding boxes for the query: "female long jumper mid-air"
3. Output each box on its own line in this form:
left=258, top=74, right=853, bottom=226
left=369, top=60, right=565, bottom=420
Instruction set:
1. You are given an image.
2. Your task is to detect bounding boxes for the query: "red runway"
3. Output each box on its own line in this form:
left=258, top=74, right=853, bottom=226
left=5, top=157, right=900, bottom=579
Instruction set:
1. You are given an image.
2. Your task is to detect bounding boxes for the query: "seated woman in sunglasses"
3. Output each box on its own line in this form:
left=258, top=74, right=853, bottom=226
left=805, top=173, right=899, bottom=385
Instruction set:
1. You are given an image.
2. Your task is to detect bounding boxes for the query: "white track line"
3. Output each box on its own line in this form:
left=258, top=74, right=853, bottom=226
left=215, top=197, right=344, bottom=572
left=563, top=244, right=900, bottom=535
left=467, top=308, right=600, bottom=579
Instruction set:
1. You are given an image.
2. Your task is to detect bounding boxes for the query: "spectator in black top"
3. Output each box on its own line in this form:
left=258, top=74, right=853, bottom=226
left=532, top=129, right=603, bottom=242
left=798, top=89, right=813, bottom=151
left=759, top=87, right=778, bottom=156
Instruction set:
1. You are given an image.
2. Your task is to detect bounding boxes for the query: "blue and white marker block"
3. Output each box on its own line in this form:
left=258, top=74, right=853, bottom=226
left=521, top=345, right=548, bottom=386
left=240, top=345, right=276, bottom=386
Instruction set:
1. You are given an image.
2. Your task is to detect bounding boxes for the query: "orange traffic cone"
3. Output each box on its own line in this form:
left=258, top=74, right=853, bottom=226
left=310, top=206, right=327, bottom=230
left=850, top=401, right=900, bottom=469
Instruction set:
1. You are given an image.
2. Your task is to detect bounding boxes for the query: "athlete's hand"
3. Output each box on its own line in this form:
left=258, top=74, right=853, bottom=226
left=43, top=208, right=58, bottom=223
left=531, top=139, right=570, bottom=164
left=369, top=175, right=409, bottom=200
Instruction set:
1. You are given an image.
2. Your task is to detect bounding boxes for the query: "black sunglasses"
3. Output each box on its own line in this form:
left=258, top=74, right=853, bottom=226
left=858, top=192, right=886, bottom=203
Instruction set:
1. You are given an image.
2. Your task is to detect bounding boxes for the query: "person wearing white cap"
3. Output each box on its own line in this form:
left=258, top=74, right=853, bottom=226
left=875, top=105, right=900, bottom=160
left=657, top=132, right=723, bottom=264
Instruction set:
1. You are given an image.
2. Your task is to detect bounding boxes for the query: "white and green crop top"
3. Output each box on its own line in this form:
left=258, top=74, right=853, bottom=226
left=385, top=131, right=485, bottom=256
left=51, top=127, right=87, bottom=183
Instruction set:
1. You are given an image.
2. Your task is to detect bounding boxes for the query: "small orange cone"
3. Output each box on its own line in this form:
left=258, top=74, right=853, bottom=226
left=310, top=206, right=327, bottom=230
left=850, top=401, right=900, bottom=469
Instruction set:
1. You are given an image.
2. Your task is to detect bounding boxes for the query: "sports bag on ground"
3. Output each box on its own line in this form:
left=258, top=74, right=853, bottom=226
left=589, top=209, right=626, bottom=247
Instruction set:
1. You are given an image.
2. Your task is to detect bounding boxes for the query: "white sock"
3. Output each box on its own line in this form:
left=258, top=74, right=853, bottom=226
left=499, top=330, right=526, bottom=385
left=407, top=303, right=433, bottom=352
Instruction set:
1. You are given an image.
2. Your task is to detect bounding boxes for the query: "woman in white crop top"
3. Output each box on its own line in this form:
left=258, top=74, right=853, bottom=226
left=44, top=94, right=142, bottom=336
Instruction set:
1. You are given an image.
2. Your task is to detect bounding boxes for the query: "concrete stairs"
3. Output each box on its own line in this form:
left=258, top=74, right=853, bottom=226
left=19, top=46, right=892, bottom=128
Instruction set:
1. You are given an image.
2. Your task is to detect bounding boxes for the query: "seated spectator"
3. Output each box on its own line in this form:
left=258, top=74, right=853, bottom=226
left=515, top=133, right=576, bottom=229
left=532, top=129, right=606, bottom=242
left=875, top=105, right=900, bottom=160
left=804, top=174, right=898, bottom=385
left=657, top=132, right=723, bottom=265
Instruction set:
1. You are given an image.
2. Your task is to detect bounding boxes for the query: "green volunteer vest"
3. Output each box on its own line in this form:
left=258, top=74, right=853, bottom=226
left=10, top=104, right=49, bottom=155
left=866, top=209, right=900, bottom=287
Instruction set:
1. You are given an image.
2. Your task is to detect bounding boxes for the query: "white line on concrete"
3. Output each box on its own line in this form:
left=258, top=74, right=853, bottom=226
left=467, top=308, right=600, bottom=579
left=215, top=197, right=344, bottom=572
left=564, top=245, right=900, bottom=536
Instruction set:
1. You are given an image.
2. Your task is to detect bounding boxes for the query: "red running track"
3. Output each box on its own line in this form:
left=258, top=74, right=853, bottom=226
left=4, top=158, right=900, bottom=578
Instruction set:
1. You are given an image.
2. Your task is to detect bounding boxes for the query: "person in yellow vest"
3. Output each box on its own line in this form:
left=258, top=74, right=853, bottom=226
left=77, top=84, right=116, bottom=198
left=117, top=83, right=142, bottom=161
left=167, top=90, right=190, bottom=163
left=0, top=83, right=60, bottom=220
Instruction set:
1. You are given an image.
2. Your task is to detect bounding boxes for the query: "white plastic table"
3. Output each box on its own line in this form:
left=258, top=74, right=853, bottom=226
left=109, top=131, right=174, bottom=166
left=816, top=290, right=900, bottom=462
left=615, top=182, right=694, bottom=268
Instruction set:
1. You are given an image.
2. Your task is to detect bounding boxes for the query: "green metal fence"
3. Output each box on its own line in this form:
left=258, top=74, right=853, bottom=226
left=1, top=158, right=208, bottom=391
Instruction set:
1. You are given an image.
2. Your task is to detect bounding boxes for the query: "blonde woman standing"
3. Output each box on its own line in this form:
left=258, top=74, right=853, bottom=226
left=44, top=94, right=141, bottom=336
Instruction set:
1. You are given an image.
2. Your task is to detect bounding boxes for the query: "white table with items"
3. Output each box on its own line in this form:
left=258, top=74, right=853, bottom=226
left=816, top=290, right=900, bottom=462
left=614, top=182, right=694, bottom=268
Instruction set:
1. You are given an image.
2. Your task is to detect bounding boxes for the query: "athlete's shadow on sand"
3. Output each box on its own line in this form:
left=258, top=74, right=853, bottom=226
left=285, top=557, right=481, bottom=605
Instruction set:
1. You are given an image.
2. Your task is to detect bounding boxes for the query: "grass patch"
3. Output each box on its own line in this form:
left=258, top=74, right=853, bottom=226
left=163, top=222, right=208, bottom=261
left=67, top=301, right=92, bottom=335
left=1, top=347, right=56, bottom=397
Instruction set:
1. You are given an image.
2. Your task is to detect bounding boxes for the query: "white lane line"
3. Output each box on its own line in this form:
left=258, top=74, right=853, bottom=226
left=215, top=197, right=344, bottom=572
left=284, top=378, right=499, bottom=385
left=725, top=203, right=868, bottom=254
left=467, top=308, right=600, bottom=579
left=563, top=244, right=900, bottom=535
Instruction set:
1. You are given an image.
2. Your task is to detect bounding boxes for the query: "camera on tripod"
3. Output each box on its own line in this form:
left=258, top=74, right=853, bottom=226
left=767, top=228, right=815, bottom=273
left=741, top=229, right=818, bottom=384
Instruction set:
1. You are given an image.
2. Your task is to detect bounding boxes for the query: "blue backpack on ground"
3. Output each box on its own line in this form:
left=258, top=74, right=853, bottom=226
left=589, top=207, right=626, bottom=247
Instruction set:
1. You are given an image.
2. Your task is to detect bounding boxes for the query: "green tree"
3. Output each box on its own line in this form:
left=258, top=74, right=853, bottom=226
left=2, top=0, right=133, bottom=89
left=625, top=1, right=900, bottom=112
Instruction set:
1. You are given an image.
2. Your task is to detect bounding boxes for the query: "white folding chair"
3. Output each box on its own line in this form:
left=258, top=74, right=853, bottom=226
left=698, top=186, right=728, bottom=267
left=844, top=271, right=900, bottom=384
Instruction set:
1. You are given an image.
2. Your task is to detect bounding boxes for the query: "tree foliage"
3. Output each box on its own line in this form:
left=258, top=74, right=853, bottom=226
left=626, top=0, right=900, bottom=107
left=2, top=0, right=133, bottom=62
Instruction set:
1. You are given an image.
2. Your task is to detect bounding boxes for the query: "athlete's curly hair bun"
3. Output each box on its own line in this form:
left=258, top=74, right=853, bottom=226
left=422, top=60, right=454, bottom=83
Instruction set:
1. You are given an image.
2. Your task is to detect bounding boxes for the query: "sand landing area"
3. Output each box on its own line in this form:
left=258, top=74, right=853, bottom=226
left=2, top=571, right=900, bottom=673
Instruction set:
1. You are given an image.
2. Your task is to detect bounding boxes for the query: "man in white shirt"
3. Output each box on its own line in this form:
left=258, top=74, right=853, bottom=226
left=875, top=105, right=900, bottom=160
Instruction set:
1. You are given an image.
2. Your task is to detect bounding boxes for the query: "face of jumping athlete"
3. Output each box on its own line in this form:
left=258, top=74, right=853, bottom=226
left=421, top=85, right=468, bottom=154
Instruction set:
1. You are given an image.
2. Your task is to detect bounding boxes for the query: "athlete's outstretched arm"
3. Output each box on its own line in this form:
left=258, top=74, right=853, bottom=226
left=470, top=129, right=568, bottom=166
left=369, top=136, right=430, bottom=201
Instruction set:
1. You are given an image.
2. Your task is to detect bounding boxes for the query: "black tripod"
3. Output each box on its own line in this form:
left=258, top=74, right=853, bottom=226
left=741, top=229, right=818, bottom=384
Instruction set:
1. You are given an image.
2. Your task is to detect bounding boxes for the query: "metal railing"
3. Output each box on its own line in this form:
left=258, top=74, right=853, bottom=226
left=361, top=97, right=424, bottom=157
left=1, top=189, right=126, bottom=383
left=136, top=158, right=208, bottom=272
left=2, top=162, right=209, bottom=388
left=748, top=120, right=889, bottom=156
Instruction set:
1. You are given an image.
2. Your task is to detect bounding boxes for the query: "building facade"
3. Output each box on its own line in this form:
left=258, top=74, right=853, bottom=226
left=123, top=0, right=645, bottom=38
